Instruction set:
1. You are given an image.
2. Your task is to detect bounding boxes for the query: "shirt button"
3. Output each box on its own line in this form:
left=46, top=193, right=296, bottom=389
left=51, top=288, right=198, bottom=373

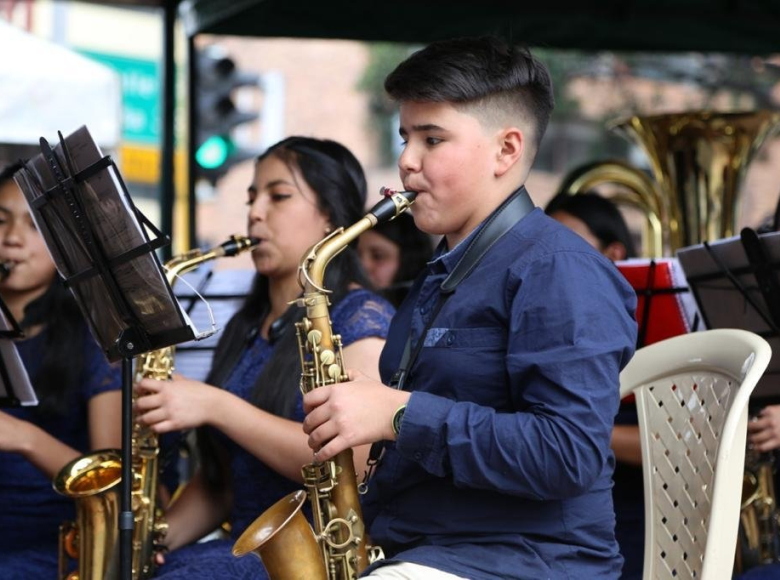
left=414, top=452, right=423, bottom=460
left=445, top=332, right=455, bottom=346
left=420, top=305, right=429, bottom=314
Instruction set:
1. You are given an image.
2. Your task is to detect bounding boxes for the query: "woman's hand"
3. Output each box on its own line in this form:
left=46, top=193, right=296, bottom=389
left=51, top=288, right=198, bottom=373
left=748, top=405, right=780, bottom=453
left=302, top=369, right=410, bottom=461
left=135, top=374, right=217, bottom=433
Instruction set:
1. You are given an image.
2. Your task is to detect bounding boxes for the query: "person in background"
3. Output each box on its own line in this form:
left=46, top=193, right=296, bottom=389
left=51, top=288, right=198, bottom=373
left=136, top=137, right=394, bottom=579
left=0, top=161, right=122, bottom=579
left=546, top=190, right=643, bottom=580
left=358, top=212, right=434, bottom=307
left=546, top=191, right=636, bottom=261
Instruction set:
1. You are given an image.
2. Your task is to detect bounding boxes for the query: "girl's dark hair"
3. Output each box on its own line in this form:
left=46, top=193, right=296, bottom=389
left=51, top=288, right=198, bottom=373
left=198, top=137, right=371, bottom=488
left=372, top=213, right=433, bottom=284
left=545, top=191, right=637, bottom=259
left=0, top=162, right=25, bottom=189
left=369, top=213, right=433, bottom=306
left=0, top=162, right=85, bottom=417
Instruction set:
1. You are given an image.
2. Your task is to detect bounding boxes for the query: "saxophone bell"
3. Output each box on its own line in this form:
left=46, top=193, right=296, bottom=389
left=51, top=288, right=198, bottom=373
left=233, top=490, right=327, bottom=579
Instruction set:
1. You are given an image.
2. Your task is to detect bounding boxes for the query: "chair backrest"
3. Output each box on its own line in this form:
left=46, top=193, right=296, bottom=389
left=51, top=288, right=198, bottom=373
left=619, top=329, right=771, bottom=580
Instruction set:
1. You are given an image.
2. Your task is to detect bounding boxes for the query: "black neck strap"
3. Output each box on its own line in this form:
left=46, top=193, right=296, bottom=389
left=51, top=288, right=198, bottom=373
left=361, top=187, right=534, bottom=489
left=389, top=186, right=534, bottom=392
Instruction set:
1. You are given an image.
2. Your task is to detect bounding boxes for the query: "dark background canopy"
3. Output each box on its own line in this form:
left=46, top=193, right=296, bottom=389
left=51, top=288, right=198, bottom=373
left=179, top=0, right=780, bottom=54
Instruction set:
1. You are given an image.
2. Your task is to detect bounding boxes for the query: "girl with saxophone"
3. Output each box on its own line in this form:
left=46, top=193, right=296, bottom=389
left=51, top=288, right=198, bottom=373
left=135, top=137, right=394, bottom=579
left=0, top=162, right=122, bottom=579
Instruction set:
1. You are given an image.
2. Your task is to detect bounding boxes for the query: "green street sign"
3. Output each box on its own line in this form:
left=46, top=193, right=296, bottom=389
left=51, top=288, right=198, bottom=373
left=79, top=50, right=160, bottom=145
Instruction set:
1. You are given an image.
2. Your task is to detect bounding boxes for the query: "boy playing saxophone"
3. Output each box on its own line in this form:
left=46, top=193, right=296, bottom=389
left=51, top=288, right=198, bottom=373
left=303, top=36, right=637, bottom=579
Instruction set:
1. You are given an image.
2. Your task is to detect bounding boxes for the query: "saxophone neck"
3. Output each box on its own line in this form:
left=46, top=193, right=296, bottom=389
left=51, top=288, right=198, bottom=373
left=164, top=235, right=259, bottom=287
left=298, top=189, right=416, bottom=294
left=298, top=217, right=374, bottom=295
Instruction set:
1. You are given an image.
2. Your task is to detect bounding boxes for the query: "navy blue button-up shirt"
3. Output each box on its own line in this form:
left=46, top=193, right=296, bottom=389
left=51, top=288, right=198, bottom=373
left=362, top=207, right=637, bottom=580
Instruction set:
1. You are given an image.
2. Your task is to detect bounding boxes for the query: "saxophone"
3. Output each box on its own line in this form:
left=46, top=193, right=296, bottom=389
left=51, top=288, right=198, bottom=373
left=232, top=188, right=416, bottom=580
left=53, top=234, right=259, bottom=580
left=736, top=445, right=780, bottom=573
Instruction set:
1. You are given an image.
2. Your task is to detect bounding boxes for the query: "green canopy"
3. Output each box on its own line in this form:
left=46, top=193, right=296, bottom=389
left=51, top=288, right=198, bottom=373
left=180, top=0, right=780, bottom=54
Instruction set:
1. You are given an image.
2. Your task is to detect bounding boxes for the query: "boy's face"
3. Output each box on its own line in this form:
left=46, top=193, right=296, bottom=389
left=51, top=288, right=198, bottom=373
left=398, top=101, right=509, bottom=247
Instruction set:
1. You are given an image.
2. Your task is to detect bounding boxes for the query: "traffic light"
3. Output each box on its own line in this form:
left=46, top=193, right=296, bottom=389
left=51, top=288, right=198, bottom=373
left=194, top=46, right=261, bottom=184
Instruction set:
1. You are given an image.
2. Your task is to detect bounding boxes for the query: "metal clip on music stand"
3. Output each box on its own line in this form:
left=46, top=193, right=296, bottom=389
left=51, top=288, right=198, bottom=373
left=14, top=126, right=198, bottom=580
left=0, top=293, right=37, bottom=408
left=677, top=228, right=780, bottom=400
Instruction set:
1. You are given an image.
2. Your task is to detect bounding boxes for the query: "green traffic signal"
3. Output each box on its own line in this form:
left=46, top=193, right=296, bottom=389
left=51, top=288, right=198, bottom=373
left=195, top=135, right=233, bottom=169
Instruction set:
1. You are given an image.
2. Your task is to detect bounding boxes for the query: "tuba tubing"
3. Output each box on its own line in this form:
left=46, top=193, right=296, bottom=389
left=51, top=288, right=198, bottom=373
left=559, top=110, right=780, bottom=257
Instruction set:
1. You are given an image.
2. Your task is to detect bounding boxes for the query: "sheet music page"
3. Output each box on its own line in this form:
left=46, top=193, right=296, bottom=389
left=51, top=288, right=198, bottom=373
left=677, top=233, right=780, bottom=333
left=677, top=233, right=780, bottom=398
left=14, top=126, right=200, bottom=359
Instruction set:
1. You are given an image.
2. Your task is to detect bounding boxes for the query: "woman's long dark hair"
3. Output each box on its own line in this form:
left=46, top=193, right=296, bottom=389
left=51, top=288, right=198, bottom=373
left=0, top=162, right=85, bottom=417
left=198, top=137, right=371, bottom=489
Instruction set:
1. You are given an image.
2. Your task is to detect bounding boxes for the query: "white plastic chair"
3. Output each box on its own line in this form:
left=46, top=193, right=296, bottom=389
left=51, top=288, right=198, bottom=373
left=619, top=329, right=772, bottom=580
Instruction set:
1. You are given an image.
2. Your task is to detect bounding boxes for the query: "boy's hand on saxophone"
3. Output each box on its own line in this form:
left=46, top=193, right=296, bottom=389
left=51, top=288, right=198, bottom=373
left=302, top=368, right=410, bottom=461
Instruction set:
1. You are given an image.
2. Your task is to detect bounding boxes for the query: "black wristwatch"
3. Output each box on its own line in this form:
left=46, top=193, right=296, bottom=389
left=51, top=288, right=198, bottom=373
left=391, top=404, right=407, bottom=437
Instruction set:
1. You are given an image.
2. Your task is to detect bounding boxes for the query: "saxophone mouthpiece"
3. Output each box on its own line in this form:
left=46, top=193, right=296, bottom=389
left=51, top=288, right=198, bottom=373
left=370, top=187, right=417, bottom=223
left=220, top=235, right=261, bottom=257
left=0, top=261, right=14, bottom=280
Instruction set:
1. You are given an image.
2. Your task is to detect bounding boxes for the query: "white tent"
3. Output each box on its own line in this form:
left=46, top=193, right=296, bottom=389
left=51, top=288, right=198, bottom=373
left=0, top=20, right=121, bottom=147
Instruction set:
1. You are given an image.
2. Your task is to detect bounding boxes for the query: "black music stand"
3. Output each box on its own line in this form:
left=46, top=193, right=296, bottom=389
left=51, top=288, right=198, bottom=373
left=14, top=126, right=203, bottom=580
left=677, top=228, right=780, bottom=400
left=0, top=293, right=36, bottom=408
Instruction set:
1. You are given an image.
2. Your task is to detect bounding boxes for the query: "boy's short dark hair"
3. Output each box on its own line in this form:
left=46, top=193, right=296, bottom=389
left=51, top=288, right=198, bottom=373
left=546, top=191, right=637, bottom=258
left=385, top=36, right=554, bottom=153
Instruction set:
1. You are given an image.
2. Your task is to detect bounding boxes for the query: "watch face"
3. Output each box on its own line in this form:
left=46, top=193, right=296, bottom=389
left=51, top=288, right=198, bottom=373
left=392, top=405, right=406, bottom=436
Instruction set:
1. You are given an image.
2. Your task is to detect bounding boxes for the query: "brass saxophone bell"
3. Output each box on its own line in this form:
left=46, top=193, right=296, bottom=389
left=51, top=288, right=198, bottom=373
left=232, top=490, right=327, bottom=580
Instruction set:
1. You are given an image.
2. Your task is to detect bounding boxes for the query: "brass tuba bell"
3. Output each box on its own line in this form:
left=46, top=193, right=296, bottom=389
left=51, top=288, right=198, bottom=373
left=559, top=110, right=780, bottom=256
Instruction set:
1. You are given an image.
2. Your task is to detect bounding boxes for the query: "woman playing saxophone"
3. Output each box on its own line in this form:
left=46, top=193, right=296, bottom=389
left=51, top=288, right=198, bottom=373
left=135, top=137, right=394, bottom=579
left=0, top=161, right=122, bottom=578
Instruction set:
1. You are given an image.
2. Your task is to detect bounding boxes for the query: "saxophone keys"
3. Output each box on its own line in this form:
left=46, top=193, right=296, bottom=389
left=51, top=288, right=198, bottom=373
left=320, top=349, right=335, bottom=365
left=327, top=364, right=341, bottom=379
left=307, top=329, right=323, bottom=346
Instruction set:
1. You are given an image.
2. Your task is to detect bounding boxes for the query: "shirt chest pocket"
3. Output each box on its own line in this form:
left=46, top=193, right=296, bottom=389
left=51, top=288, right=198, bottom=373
left=417, top=327, right=507, bottom=405
left=424, top=326, right=506, bottom=350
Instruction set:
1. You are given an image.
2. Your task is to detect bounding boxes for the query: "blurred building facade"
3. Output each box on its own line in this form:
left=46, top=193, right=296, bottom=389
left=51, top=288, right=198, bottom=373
left=3, top=0, right=780, bottom=268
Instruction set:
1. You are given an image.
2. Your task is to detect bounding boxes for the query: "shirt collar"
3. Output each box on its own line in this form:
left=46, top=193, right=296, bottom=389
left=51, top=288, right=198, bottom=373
left=429, top=219, right=486, bottom=276
left=428, top=185, right=529, bottom=276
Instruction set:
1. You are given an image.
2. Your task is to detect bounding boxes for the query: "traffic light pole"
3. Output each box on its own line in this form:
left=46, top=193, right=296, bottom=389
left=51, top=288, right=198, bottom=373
left=160, top=0, right=176, bottom=262
left=187, top=34, right=198, bottom=252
